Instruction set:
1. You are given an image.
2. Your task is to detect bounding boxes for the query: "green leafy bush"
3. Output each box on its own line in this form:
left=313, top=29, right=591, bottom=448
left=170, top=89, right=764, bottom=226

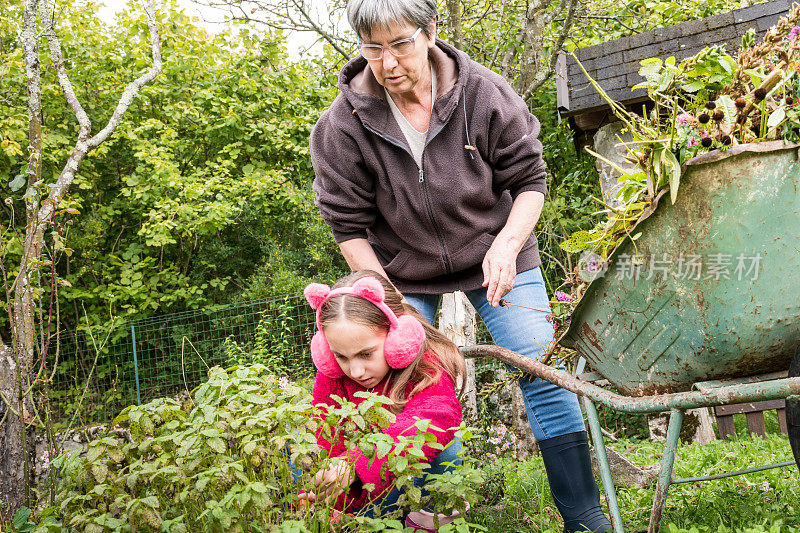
left=223, top=297, right=314, bottom=378
left=36, top=365, right=482, bottom=532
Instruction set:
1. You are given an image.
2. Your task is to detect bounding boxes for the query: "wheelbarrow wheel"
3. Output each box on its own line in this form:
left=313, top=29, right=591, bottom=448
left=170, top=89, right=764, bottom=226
left=787, top=345, right=800, bottom=473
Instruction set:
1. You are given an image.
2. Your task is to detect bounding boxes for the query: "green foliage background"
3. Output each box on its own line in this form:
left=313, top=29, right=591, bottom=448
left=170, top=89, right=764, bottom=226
left=1, top=0, right=347, bottom=340
left=1, top=0, right=759, bottom=329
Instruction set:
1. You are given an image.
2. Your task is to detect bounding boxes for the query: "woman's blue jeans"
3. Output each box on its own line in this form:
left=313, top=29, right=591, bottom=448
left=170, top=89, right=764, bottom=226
left=405, top=267, right=584, bottom=442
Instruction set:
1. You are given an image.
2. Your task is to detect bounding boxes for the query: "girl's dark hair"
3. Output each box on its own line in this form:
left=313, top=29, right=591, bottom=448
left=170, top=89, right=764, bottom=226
left=318, top=270, right=466, bottom=413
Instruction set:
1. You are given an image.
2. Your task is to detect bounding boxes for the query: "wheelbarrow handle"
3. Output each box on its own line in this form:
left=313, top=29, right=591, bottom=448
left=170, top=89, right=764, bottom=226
left=461, top=345, right=800, bottom=414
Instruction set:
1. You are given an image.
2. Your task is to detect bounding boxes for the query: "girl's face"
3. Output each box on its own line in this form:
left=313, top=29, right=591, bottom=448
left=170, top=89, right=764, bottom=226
left=324, top=320, right=391, bottom=388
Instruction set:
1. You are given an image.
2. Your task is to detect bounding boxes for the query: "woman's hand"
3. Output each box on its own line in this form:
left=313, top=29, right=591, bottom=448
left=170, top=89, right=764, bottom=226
left=311, top=458, right=355, bottom=501
left=482, top=191, right=545, bottom=306
left=482, top=236, right=519, bottom=307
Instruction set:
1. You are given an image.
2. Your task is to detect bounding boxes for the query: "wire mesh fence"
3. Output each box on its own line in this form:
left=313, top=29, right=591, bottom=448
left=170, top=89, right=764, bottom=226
left=48, top=293, right=318, bottom=428
left=47, top=291, right=499, bottom=428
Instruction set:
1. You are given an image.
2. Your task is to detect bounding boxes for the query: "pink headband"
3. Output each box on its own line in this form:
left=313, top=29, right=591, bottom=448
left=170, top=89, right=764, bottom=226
left=304, top=277, right=426, bottom=378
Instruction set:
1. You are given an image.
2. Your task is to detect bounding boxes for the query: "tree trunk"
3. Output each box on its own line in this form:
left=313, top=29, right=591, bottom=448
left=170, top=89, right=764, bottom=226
left=444, top=0, right=463, bottom=50
left=0, top=0, right=46, bottom=515
left=0, top=341, right=33, bottom=521
left=516, top=0, right=551, bottom=95
left=0, top=0, right=162, bottom=516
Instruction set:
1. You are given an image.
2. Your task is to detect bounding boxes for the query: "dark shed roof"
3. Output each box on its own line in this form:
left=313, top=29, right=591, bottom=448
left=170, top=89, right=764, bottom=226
left=557, top=0, right=792, bottom=124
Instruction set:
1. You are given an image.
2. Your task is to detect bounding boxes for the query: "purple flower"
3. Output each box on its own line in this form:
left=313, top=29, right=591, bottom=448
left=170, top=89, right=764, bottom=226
left=555, top=291, right=572, bottom=303
left=676, top=113, right=692, bottom=125
left=687, top=137, right=699, bottom=148
left=585, top=257, right=600, bottom=271
left=789, top=26, right=800, bottom=42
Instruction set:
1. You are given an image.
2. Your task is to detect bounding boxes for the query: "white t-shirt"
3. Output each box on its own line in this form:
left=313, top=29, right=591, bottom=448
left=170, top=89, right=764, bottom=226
left=384, top=62, right=437, bottom=169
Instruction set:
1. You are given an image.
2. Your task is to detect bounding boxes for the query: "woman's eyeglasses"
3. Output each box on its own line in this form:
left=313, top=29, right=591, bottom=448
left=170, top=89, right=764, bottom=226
left=359, top=27, right=422, bottom=61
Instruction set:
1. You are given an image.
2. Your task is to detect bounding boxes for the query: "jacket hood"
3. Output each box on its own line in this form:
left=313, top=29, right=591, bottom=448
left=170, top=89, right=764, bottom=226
left=337, top=39, right=470, bottom=132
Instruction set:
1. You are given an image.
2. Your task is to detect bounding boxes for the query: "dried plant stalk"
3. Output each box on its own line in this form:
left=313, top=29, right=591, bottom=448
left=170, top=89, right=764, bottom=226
left=729, top=2, right=800, bottom=94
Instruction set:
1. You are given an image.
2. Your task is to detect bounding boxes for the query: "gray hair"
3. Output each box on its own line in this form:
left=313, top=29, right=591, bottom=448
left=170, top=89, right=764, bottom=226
left=347, top=0, right=437, bottom=40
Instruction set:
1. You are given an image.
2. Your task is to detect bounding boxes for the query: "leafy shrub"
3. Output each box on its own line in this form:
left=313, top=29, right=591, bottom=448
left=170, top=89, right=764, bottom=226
left=36, top=365, right=482, bottom=532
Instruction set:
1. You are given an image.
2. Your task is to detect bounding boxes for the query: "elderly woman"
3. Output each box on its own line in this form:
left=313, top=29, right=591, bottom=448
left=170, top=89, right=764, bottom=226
left=310, top=0, right=611, bottom=531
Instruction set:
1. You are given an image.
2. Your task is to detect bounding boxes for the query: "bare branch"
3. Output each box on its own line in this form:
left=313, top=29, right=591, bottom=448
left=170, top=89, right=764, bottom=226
left=88, top=0, right=162, bottom=149
left=500, top=32, right=522, bottom=81
left=543, top=0, right=569, bottom=27
left=576, top=14, right=637, bottom=33
left=520, top=0, right=582, bottom=100
left=486, top=0, right=510, bottom=70
left=35, top=0, right=162, bottom=227
left=39, top=0, right=92, bottom=141
left=289, top=0, right=351, bottom=59
left=201, top=0, right=352, bottom=60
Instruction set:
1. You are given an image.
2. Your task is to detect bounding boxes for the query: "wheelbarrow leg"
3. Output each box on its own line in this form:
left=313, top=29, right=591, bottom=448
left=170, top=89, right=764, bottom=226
left=582, top=397, right=625, bottom=533
left=648, top=408, right=684, bottom=533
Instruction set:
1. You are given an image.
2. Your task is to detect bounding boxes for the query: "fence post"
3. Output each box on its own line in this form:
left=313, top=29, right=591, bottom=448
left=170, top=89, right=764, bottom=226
left=439, top=292, right=477, bottom=419
left=131, top=324, right=141, bottom=406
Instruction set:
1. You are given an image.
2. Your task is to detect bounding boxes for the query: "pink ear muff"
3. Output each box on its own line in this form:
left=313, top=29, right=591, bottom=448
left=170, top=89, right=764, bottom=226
left=383, top=314, right=426, bottom=368
left=304, top=283, right=331, bottom=310
left=304, top=277, right=426, bottom=378
left=310, top=330, right=344, bottom=378
left=350, top=277, right=385, bottom=304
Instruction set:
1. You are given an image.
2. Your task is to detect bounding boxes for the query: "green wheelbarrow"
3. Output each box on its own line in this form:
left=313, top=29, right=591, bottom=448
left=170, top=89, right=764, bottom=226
left=464, top=141, right=800, bottom=533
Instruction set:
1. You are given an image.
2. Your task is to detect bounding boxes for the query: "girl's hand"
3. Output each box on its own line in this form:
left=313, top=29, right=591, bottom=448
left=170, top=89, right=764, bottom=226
left=296, top=491, right=315, bottom=505
left=312, top=459, right=355, bottom=501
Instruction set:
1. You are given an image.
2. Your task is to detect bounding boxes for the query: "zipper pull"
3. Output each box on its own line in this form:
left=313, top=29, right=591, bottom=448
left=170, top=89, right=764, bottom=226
left=418, top=169, right=424, bottom=183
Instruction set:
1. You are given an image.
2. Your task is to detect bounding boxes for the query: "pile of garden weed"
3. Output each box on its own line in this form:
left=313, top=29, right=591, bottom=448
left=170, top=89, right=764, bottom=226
left=558, top=3, right=800, bottom=306
left=32, top=365, right=482, bottom=532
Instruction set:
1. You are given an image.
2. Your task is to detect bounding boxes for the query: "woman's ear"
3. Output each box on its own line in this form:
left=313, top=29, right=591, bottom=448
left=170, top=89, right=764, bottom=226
left=427, top=19, right=437, bottom=47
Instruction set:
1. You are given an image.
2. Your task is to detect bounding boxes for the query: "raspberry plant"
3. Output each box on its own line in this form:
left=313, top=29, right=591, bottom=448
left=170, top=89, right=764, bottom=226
left=33, top=365, right=482, bottom=532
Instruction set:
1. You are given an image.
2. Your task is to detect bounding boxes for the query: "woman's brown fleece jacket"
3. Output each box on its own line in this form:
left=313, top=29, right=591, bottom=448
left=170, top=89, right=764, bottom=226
left=310, top=39, right=548, bottom=294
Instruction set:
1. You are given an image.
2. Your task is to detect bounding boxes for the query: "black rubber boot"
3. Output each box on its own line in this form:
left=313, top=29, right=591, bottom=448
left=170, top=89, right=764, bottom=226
left=538, top=431, right=612, bottom=533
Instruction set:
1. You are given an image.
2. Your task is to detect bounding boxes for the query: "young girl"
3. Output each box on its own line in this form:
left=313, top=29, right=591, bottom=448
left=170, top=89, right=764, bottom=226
left=300, top=270, right=467, bottom=531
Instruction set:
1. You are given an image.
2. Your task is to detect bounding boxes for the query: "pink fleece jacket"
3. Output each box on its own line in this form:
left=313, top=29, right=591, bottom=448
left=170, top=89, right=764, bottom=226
left=311, top=352, right=462, bottom=510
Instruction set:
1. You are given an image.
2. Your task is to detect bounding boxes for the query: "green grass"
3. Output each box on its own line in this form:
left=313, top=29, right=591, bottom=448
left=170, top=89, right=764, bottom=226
left=469, top=434, right=799, bottom=532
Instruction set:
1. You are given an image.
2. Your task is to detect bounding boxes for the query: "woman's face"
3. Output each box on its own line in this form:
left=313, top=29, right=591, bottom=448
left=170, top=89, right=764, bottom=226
left=361, top=19, right=435, bottom=98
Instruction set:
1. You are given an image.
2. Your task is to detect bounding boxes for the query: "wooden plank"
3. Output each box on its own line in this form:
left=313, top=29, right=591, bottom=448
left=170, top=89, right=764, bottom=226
left=735, top=0, right=790, bottom=23
left=745, top=412, right=767, bottom=437
left=778, top=409, right=788, bottom=434
left=573, top=109, right=615, bottom=131
left=705, top=11, right=735, bottom=30
left=716, top=413, right=736, bottom=439
left=556, top=54, right=570, bottom=112
left=757, top=13, right=784, bottom=31
left=715, top=399, right=786, bottom=416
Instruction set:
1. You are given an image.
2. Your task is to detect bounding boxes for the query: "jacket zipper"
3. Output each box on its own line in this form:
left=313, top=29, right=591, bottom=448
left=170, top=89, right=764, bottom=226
left=418, top=166, right=452, bottom=274
left=361, top=122, right=452, bottom=274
